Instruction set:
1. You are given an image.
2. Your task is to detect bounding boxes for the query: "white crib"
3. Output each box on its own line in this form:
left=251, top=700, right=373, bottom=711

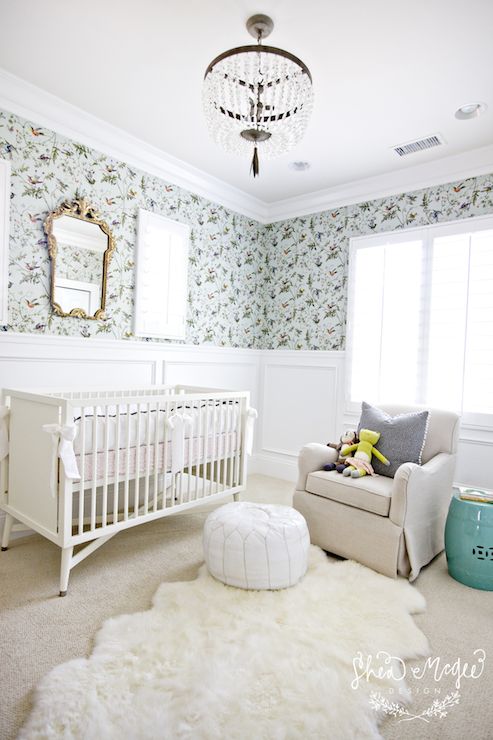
left=0, top=384, right=255, bottom=595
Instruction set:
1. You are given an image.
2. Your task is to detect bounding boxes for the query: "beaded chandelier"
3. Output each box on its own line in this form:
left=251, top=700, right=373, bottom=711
left=203, top=14, right=313, bottom=177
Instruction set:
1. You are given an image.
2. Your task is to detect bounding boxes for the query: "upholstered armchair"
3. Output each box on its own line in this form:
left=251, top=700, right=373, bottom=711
left=293, top=405, right=460, bottom=581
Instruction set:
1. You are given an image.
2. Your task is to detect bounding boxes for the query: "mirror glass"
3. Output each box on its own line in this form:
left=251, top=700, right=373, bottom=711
left=45, top=199, right=115, bottom=320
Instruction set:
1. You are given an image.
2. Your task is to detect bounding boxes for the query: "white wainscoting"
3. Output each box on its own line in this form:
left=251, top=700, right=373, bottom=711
left=1, top=334, right=491, bottom=540
left=254, top=350, right=346, bottom=481
left=254, top=348, right=493, bottom=489
left=0, top=333, right=261, bottom=538
left=0, top=333, right=259, bottom=402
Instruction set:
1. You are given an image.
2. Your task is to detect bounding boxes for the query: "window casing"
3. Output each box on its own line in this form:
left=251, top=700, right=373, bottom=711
left=134, top=209, right=189, bottom=340
left=346, top=214, right=493, bottom=429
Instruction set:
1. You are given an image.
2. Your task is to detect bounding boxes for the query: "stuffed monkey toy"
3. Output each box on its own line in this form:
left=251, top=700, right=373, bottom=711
left=324, top=431, right=358, bottom=473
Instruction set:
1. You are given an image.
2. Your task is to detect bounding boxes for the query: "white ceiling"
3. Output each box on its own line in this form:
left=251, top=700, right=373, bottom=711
left=1, top=0, right=493, bottom=205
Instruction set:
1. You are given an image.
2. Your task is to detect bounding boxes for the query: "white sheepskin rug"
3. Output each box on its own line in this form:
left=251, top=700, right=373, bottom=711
left=20, top=547, right=428, bottom=740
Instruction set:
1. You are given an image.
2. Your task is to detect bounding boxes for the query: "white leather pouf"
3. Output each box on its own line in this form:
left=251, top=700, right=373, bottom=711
left=203, top=501, right=310, bottom=590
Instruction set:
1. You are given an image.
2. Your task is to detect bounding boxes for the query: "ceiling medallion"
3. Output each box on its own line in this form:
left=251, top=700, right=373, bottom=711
left=203, top=14, right=313, bottom=178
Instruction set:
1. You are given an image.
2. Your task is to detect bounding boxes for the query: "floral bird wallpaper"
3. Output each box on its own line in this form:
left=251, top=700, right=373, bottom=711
left=1, top=107, right=493, bottom=351
left=0, top=109, right=264, bottom=347
left=56, top=242, right=103, bottom=286
left=260, top=175, right=493, bottom=350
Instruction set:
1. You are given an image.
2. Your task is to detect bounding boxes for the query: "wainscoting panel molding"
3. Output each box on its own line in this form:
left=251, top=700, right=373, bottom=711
left=254, top=350, right=346, bottom=480
left=163, top=360, right=259, bottom=409
left=0, top=334, right=259, bottom=398
left=0, top=333, right=490, bottom=539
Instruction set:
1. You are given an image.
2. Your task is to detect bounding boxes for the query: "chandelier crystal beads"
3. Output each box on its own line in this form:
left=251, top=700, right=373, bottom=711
left=203, top=14, right=313, bottom=177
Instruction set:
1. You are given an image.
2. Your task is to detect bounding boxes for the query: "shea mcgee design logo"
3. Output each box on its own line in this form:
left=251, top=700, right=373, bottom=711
left=351, top=649, right=486, bottom=723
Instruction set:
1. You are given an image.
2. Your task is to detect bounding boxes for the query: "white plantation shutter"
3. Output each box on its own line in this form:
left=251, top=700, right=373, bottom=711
left=134, top=210, right=189, bottom=339
left=347, top=234, right=424, bottom=407
left=347, top=216, right=493, bottom=425
left=464, top=231, right=493, bottom=414
left=427, top=233, right=470, bottom=412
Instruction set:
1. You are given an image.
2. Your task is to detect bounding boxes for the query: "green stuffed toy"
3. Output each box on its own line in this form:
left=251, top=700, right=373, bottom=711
left=342, top=429, right=390, bottom=478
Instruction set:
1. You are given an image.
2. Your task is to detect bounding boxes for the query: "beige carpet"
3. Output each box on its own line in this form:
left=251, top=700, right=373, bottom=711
left=1, top=475, right=492, bottom=740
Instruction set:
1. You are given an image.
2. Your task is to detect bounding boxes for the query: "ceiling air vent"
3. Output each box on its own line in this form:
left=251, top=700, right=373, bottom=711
left=393, top=134, right=445, bottom=157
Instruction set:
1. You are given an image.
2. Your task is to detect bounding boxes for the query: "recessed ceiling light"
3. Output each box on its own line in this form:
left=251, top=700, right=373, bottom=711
left=455, top=102, right=487, bottom=120
left=289, top=161, right=311, bottom=172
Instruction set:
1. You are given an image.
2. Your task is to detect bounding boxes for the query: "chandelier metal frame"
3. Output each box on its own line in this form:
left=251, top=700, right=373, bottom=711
left=203, top=14, right=313, bottom=177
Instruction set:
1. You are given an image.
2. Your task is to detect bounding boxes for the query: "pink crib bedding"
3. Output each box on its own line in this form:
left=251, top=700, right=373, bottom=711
left=75, top=431, right=239, bottom=486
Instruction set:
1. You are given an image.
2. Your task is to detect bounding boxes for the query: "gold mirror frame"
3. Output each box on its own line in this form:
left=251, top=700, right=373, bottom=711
left=44, top=197, right=116, bottom=320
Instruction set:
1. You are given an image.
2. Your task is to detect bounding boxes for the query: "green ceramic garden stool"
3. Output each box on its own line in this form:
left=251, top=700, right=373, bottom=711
left=444, top=489, right=493, bottom=591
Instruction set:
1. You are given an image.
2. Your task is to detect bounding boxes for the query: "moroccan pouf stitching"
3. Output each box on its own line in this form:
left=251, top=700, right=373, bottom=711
left=203, top=501, right=310, bottom=589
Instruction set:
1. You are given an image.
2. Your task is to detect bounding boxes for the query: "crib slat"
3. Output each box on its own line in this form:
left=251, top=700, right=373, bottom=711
left=102, top=406, right=109, bottom=527
left=226, top=400, right=233, bottom=489
left=202, top=401, right=209, bottom=499
left=171, top=401, right=181, bottom=506
left=229, top=399, right=237, bottom=489
left=78, top=407, right=85, bottom=535
left=113, top=405, right=120, bottom=525
left=171, top=400, right=177, bottom=506
left=162, top=400, right=169, bottom=509
left=153, top=400, right=160, bottom=512
left=223, top=400, right=230, bottom=490
left=234, top=398, right=242, bottom=486
left=187, top=402, right=193, bottom=503
left=144, top=401, right=151, bottom=515
left=210, top=400, right=217, bottom=497
left=134, top=404, right=142, bottom=516
left=215, top=402, right=222, bottom=495
left=91, top=408, right=97, bottom=531
left=194, top=400, right=202, bottom=501
left=215, top=402, right=221, bottom=495
left=177, top=403, right=184, bottom=506
left=124, top=403, right=130, bottom=521
left=219, top=402, right=224, bottom=493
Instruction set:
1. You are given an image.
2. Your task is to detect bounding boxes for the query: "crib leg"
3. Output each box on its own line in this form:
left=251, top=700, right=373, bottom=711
left=1, top=513, right=14, bottom=551
left=59, top=546, right=74, bottom=597
left=233, top=493, right=240, bottom=502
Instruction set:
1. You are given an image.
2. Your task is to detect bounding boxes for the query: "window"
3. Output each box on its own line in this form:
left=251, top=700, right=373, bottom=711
left=0, top=158, right=10, bottom=325
left=134, top=209, right=190, bottom=340
left=347, top=215, right=493, bottom=426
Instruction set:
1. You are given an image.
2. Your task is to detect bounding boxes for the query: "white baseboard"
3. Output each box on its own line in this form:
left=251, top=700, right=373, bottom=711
left=1, top=332, right=491, bottom=494
left=250, top=452, right=297, bottom=482
left=0, top=510, right=33, bottom=541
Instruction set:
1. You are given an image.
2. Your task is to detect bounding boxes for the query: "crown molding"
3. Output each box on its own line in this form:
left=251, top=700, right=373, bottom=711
left=267, top=145, right=493, bottom=222
left=1, top=69, right=493, bottom=225
left=0, top=69, right=269, bottom=223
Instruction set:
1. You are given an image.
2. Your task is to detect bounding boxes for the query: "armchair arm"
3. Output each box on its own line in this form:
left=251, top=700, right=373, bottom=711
left=296, top=443, right=338, bottom=491
left=390, top=452, right=456, bottom=527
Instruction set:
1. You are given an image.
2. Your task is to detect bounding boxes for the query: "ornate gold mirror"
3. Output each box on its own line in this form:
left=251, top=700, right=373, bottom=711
left=44, top=198, right=115, bottom=319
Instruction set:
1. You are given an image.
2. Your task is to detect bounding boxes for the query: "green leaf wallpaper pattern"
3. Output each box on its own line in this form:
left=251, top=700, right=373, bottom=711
left=1, top=108, right=493, bottom=351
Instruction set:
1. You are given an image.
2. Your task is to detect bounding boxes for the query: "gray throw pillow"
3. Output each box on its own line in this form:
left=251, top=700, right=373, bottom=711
left=358, top=402, right=430, bottom=478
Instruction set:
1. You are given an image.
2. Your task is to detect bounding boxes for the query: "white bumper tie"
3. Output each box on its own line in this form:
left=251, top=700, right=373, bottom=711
left=43, top=423, right=81, bottom=497
left=0, top=406, right=9, bottom=461
left=245, top=408, right=258, bottom=456
left=165, top=414, right=193, bottom=474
